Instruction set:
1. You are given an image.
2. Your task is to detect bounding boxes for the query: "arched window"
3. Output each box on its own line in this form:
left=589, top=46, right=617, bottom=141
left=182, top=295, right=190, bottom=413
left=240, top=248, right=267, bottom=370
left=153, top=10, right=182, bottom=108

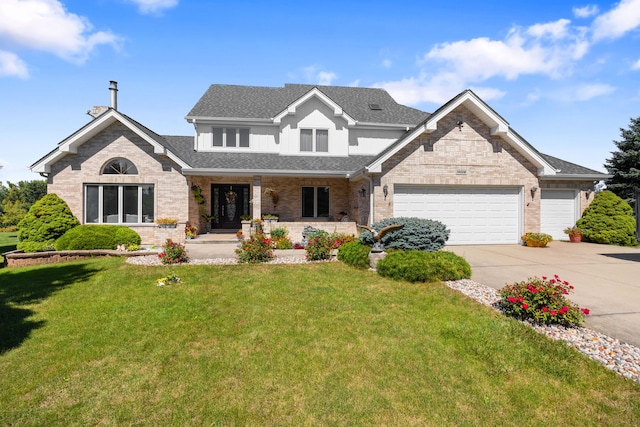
left=102, top=158, right=138, bottom=175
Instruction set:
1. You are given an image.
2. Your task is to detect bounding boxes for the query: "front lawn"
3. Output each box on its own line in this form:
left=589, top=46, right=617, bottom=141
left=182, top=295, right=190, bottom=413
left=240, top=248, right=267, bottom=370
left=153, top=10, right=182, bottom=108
left=0, top=231, right=18, bottom=265
left=1, top=258, right=638, bottom=426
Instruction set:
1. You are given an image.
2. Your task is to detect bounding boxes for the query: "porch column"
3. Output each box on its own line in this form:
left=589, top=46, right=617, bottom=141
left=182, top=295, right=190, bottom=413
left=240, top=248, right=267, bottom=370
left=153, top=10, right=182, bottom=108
left=253, top=177, right=262, bottom=220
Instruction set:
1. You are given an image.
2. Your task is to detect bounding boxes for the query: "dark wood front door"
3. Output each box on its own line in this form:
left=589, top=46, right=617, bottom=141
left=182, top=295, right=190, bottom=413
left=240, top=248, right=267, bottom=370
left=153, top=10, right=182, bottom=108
left=211, top=184, right=250, bottom=229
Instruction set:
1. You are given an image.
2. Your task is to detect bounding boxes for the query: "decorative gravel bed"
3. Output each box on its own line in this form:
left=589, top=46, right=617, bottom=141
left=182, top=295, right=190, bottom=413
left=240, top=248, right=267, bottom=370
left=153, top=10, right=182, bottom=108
left=127, top=255, right=640, bottom=383
left=445, top=279, right=640, bottom=384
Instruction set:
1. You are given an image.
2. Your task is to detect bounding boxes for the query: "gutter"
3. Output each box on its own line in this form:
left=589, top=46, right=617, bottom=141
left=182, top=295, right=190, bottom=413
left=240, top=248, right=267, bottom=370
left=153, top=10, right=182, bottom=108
left=182, top=168, right=356, bottom=178
left=538, top=174, right=612, bottom=181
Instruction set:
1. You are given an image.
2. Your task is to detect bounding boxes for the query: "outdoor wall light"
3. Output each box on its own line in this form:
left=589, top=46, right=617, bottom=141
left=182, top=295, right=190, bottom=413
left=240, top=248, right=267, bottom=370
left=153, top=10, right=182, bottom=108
left=585, top=188, right=593, bottom=199
left=530, top=186, right=538, bottom=199
left=456, top=120, right=464, bottom=131
left=383, top=184, right=389, bottom=200
left=359, top=187, right=366, bottom=198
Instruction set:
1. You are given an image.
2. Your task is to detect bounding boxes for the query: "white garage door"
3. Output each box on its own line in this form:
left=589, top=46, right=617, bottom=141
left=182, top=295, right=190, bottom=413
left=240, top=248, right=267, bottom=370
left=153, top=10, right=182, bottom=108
left=541, top=190, right=577, bottom=241
left=394, top=187, right=521, bottom=245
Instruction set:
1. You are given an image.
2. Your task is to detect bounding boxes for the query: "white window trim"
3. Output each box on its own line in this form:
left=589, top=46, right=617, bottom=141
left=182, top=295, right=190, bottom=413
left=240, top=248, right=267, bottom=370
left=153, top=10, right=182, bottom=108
left=84, top=184, right=154, bottom=225
left=299, top=128, right=329, bottom=153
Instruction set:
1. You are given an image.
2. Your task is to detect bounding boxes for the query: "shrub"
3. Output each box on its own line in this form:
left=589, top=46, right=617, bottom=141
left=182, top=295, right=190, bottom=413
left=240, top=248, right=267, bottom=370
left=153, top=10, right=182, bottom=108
left=360, top=217, right=449, bottom=251
left=55, top=225, right=141, bottom=250
left=273, top=237, right=293, bottom=249
left=576, top=190, right=637, bottom=246
left=270, top=226, right=288, bottom=239
left=236, top=233, right=274, bottom=263
left=270, top=226, right=293, bottom=249
left=305, top=233, right=332, bottom=261
left=17, top=194, right=80, bottom=252
left=499, top=275, right=590, bottom=327
left=376, top=250, right=471, bottom=283
left=337, top=240, right=371, bottom=269
left=158, top=239, right=189, bottom=264
left=521, top=232, right=553, bottom=247
left=305, top=232, right=356, bottom=261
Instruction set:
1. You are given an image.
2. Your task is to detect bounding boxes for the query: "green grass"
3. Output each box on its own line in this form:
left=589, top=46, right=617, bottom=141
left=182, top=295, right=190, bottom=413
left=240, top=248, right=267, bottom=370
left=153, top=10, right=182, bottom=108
left=1, top=258, right=639, bottom=426
left=0, top=231, right=18, bottom=266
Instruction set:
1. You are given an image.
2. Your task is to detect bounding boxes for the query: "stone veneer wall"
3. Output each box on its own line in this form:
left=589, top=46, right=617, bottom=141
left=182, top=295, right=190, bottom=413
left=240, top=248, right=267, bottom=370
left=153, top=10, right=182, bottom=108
left=47, top=122, right=189, bottom=245
left=242, top=221, right=358, bottom=243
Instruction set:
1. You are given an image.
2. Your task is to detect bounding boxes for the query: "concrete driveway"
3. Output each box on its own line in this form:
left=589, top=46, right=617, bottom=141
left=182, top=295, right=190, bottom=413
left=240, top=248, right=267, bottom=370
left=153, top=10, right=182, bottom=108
left=447, top=242, right=640, bottom=347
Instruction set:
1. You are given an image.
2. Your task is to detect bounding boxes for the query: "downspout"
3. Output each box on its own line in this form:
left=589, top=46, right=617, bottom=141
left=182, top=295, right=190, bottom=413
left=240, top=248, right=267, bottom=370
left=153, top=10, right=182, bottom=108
left=363, top=172, right=374, bottom=226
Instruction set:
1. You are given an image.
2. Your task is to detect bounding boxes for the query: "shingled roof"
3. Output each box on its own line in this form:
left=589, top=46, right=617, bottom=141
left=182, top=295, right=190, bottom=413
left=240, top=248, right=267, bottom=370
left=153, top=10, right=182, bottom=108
left=162, top=135, right=376, bottom=176
left=186, top=84, right=429, bottom=126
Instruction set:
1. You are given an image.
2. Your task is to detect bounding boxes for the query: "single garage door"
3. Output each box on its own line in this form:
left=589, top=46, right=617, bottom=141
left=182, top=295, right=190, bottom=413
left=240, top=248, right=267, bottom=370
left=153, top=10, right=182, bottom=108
left=394, top=187, right=521, bottom=245
left=541, top=190, right=577, bottom=241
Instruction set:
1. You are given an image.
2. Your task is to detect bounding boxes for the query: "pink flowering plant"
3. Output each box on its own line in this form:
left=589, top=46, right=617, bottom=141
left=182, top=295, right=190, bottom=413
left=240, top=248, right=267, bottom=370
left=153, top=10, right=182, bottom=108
left=499, top=274, right=590, bottom=327
left=158, top=239, right=189, bottom=264
left=236, top=233, right=274, bottom=263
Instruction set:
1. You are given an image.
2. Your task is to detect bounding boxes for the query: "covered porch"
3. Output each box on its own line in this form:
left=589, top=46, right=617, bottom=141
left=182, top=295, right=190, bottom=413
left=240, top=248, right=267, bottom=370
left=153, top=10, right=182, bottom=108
left=186, top=175, right=371, bottom=238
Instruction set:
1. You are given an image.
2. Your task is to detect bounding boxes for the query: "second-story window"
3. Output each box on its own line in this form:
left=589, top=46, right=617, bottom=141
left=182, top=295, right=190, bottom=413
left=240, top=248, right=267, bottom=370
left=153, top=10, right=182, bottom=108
left=300, top=129, right=328, bottom=153
left=212, top=127, right=250, bottom=148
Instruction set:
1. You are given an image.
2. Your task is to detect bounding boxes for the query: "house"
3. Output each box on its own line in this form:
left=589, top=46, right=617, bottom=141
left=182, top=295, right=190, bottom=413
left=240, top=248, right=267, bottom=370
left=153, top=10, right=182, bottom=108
left=31, top=82, right=609, bottom=245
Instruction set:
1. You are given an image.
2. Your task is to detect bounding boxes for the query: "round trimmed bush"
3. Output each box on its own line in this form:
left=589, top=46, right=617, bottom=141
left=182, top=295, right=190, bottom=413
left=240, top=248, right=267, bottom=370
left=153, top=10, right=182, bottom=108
left=360, top=217, right=450, bottom=251
left=17, top=193, right=80, bottom=252
left=576, top=190, right=637, bottom=246
left=337, top=240, right=372, bottom=269
left=55, top=225, right=141, bottom=250
left=377, top=250, right=471, bottom=283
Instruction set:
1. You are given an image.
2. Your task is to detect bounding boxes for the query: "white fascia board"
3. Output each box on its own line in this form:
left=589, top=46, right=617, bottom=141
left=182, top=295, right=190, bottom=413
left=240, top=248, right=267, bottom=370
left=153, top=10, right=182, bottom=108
left=426, top=91, right=509, bottom=135
left=183, top=168, right=352, bottom=178
left=115, top=113, right=191, bottom=169
left=31, top=111, right=119, bottom=173
left=539, top=173, right=612, bottom=181
left=366, top=123, right=431, bottom=173
left=504, top=130, right=556, bottom=176
left=355, top=121, right=416, bottom=130
left=185, top=116, right=273, bottom=126
left=272, top=88, right=357, bottom=126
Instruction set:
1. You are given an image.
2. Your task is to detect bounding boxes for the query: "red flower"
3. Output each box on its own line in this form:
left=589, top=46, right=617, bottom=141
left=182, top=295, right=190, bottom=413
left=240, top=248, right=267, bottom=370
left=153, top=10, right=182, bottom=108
left=581, top=308, right=590, bottom=315
left=522, top=303, right=529, bottom=310
left=508, top=297, right=517, bottom=303
left=542, top=276, right=547, bottom=280
left=550, top=310, right=557, bottom=316
left=517, top=297, right=524, bottom=303
left=542, top=307, right=549, bottom=312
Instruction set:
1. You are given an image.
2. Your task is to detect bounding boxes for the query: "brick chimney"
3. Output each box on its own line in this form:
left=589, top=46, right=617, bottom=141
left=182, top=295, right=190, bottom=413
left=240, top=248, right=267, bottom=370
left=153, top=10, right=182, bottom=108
left=87, top=81, right=118, bottom=118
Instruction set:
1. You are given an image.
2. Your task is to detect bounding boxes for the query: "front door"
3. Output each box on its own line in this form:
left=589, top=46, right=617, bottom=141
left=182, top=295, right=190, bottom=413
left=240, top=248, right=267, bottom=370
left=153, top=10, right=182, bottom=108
left=211, top=184, right=250, bottom=229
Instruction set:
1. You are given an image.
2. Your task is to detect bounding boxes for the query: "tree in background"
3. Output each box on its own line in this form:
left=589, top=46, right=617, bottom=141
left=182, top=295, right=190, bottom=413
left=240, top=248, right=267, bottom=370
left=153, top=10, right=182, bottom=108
left=0, top=180, right=47, bottom=227
left=605, top=117, right=640, bottom=212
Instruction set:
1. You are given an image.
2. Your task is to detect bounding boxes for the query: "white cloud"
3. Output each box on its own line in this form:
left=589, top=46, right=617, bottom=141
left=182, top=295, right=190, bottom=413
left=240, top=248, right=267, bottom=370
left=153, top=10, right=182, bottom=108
left=592, top=0, right=640, bottom=40
left=573, top=5, right=599, bottom=18
left=382, top=58, right=392, bottom=68
left=632, top=59, right=640, bottom=70
left=127, top=0, right=179, bottom=15
left=0, top=0, right=121, bottom=65
left=0, top=50, right=28, bottom=78
left=303, top=66, right=337, bottom=85
left=317, top=71, right=337, bottom=85
left=376, top=19, right=590, bottom=105
left=574, top=83, right=616, bottom=100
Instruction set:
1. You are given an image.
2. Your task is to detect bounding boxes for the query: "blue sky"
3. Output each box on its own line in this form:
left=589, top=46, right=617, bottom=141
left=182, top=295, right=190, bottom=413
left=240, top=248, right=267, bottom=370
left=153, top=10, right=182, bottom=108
left=1, top=0, right=639, bottom=183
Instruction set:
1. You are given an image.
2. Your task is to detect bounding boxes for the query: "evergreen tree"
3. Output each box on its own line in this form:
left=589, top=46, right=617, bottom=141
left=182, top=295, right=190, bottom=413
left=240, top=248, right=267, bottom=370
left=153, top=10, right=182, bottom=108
left=605, top=117, right=640, bottom=211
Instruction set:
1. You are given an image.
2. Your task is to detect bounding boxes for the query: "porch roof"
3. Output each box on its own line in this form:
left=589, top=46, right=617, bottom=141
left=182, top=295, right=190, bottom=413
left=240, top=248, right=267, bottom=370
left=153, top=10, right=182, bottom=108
left=163, top=135, right=376, bottom=177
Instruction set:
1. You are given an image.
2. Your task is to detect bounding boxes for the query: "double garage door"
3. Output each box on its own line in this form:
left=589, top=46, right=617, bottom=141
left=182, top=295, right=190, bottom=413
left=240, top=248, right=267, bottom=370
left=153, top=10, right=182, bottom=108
left=394, top=187, right=521, bottom=245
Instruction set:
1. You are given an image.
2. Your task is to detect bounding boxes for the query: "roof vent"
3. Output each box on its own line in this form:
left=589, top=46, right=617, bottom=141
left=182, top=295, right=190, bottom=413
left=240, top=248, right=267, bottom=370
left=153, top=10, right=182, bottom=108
left=368, top=103, right=382, bottom=110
